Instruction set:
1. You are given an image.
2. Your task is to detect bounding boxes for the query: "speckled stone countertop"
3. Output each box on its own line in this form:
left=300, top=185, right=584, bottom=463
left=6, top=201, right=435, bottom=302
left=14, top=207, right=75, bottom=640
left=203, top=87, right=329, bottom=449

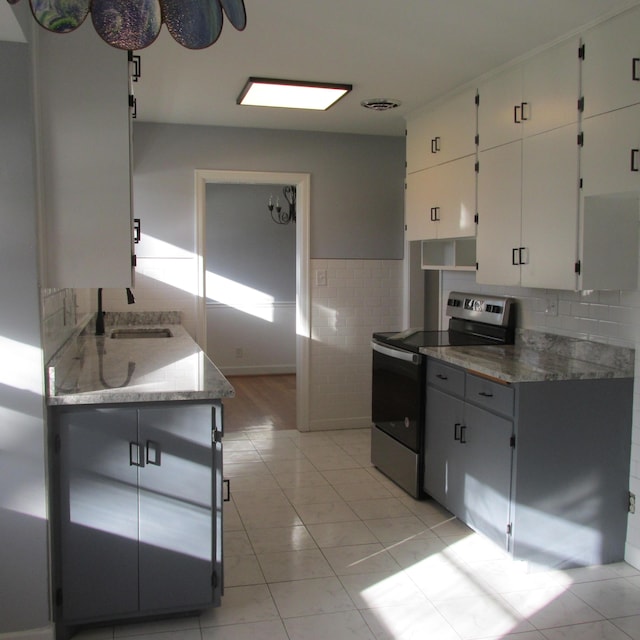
left=46, top=312, right=235, bottom=406
left=421, top=329, right=634, bottom=383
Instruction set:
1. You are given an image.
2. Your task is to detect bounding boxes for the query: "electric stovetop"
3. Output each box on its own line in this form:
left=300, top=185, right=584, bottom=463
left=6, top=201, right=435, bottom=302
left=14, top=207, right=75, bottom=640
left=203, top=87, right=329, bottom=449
left=372, top=328, right=500, bottom=353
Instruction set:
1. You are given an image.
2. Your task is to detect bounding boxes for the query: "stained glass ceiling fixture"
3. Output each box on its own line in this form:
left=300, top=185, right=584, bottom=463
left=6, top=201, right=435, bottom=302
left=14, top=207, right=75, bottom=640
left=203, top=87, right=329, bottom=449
left=6, top=0, right=247, bottom=50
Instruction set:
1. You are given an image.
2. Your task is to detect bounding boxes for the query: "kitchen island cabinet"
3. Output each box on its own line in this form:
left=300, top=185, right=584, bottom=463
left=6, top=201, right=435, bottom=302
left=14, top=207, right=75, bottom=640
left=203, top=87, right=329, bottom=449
left=424, top=354, right=633, bottom=569
left=53, top=402, right=223, bottom=625
left=46, top=314, right=234, bottom=637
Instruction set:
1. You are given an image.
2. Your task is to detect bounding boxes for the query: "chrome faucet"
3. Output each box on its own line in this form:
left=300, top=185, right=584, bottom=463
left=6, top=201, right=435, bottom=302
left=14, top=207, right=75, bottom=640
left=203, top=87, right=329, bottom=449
left=95, top=287, right=136, bottom=336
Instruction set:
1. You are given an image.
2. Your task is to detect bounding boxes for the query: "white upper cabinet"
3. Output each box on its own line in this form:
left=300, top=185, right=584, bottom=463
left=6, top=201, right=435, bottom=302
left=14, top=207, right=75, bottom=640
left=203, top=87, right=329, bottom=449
left=406, top=87, right=477, bottom=173
left=36, top=23, right=134, bottom=288
left=581, top=5, right=640, bottom=118
left=405, top=156, right=476, bottom=242
left=478, top=37, right=580, bottom=151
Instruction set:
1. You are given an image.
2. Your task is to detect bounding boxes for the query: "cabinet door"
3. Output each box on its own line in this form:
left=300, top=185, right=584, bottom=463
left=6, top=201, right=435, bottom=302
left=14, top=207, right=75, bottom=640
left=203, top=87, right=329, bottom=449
left=582, top=5, right=640, bottom=118
left=405, top=169, right=438, bottom=240
left=138, top=405, right=214, bottom=612
left=460, top=404, right=513, bottom=549
left=424, top=386, right=465, bottom=509
left=37, top=25, right=133, bottom=288
left=434, top=156, right=477, bottom=239
left=522, top=37, right=580, bottom=138
left=58, top=408, right=139, bottom=622
left=407, top=88, right=477, bottom=172
left=521, top=125, right=579, bottom=290
left=476, top=141, right=522, bottom=285
left=478, top=65, right=523, bottom=151
left=581, top=104, right=640, bottom=196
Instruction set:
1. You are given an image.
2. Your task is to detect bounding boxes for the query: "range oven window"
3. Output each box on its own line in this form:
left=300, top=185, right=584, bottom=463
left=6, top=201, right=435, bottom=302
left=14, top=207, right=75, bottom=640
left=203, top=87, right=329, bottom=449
left=371, top=347, right=424, bottom=452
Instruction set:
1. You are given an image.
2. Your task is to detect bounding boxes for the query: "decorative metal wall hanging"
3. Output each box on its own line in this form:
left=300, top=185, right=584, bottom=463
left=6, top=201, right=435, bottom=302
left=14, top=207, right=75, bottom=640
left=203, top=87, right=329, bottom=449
left=7, top=0, right=247, bottom=50
left=268, top=186, right=296, bottom=225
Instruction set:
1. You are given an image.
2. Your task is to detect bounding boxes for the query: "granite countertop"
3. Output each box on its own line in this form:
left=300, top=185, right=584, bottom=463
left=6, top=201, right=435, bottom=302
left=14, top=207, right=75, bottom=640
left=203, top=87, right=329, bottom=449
left=47, top=312, right=235, bottom=406
left=420, top=330, right=635, bottom=384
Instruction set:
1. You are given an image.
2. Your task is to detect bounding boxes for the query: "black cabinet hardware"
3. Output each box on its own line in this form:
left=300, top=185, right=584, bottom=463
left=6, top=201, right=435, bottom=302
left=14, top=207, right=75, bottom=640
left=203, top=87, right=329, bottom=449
left=631, top=149, right=640, bottom=172
left=146, top=440, right=161, bottom=466
left=460, top=425, right=467, bottom=444
left=133, top=218, right=141, bottom=243
left=129, top=441, right=144, bottom=467
left=478, top=391, right=494, bottom=398
left=633, top=58, right=640, bottom=81
left=223, top=479, right=231, bottom=502
left=436, top=373, right=448, bottom=380
left=454, top=423, right=461, bottom=441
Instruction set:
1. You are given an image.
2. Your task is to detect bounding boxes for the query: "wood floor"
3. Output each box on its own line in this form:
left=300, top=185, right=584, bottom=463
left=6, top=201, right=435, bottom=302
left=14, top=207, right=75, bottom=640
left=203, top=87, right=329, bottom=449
left=223, top=374, right=296, bottom=433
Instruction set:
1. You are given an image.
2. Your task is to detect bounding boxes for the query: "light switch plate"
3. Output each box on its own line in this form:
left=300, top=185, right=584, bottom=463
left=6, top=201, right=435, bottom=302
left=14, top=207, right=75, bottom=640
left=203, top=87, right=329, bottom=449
left=315, top=269, right=327, bottom=286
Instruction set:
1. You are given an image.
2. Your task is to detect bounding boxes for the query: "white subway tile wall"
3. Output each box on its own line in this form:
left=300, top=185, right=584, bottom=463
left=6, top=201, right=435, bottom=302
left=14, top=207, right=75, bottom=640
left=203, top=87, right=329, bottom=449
left=309, top=259, right=404, bottom=431
left=41, top=288, right=77, bottom=362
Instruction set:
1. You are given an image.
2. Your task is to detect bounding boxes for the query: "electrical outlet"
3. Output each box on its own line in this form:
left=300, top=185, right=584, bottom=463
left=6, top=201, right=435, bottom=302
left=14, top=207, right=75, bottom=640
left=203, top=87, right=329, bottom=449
left=235, top=347, right=243, bottom=359
left=544, top=295, right=558, bottom=316
left=316, top=269, right=328, bottom=286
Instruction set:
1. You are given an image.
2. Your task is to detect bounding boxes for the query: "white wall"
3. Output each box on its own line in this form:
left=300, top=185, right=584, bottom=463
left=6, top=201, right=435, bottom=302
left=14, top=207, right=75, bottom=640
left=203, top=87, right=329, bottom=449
left=0, top=37, right=50, bottom=635
left=441, top=269, right=640, bottom=567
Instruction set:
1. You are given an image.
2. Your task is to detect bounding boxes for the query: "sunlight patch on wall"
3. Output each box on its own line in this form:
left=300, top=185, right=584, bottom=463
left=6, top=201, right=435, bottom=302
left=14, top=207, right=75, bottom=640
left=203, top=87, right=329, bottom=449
left=0, top=336, right=43, bottom=394
left=206, top=271, right=275, bottom=322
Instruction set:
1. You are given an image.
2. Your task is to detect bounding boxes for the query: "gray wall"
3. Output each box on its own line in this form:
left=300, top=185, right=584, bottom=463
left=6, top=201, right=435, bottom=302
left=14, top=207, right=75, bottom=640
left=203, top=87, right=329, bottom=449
left=206, top=183, right=295, bottom=301
left=0, top=39, right=50, bottom=633
left=133, top=123, right=405, bottom=260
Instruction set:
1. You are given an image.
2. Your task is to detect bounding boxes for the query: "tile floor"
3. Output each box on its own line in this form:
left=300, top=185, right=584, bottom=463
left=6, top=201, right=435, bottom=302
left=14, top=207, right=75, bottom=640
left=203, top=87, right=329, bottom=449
left=74, top=428, right=640, bottom=640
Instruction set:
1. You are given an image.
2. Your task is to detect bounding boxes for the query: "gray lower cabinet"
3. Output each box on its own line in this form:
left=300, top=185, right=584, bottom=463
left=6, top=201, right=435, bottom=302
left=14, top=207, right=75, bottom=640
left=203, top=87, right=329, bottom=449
left=425, top=357, right=633, bottom=568
left=52, top=402, right=223, bottom=628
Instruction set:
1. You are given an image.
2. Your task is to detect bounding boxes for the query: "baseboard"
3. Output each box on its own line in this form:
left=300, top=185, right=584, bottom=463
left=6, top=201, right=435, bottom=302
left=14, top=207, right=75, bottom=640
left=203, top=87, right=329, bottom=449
left=625, top=543, right=640, bottom=570
left=0, top=625, right=55, bottom=640
left=220, top=365, right=296, bottom=376
left=308, top=417, right=371, bottom=431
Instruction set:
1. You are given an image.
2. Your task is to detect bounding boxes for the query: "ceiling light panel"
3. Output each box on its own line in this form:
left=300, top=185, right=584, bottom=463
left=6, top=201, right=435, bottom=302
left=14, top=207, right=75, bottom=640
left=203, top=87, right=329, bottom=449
left=237, top=78, right=352, bottom=110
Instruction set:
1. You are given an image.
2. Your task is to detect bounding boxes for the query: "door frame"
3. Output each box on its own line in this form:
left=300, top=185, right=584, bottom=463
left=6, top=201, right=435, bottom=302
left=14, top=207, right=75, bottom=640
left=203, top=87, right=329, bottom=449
left=194, top=169, right=311, bottom=431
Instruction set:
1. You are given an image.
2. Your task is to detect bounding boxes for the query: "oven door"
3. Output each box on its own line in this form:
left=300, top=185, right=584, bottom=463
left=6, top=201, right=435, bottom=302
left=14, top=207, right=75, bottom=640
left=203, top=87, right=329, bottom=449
left=371, top=340, right=424, bottom=452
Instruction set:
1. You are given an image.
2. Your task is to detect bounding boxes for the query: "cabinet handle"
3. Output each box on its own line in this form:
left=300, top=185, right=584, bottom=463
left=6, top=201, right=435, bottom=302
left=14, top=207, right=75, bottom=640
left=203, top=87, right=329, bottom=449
left=519, top=247, right=527, bottom=264
left=512, top=248, right=519, bottom=265
left=434, top=136, right=441, bottom=152
left=454, top=422, right=461, bottom=441
left=224, top=479, right=231, bottom=502
left=478, top=391, right=494, bottom=398
left=520, top=102, right=529, bottom=121
left=432, top=206, right=440, bottom=221
left=633, top=58, right=640, bottom=81
left=430, top=207, right=436, bottom=221
left=431, top=137, right=437, bottom=153
left=436, top=373, right=448, bottom=380
left=631, top=149, right=640, bottom=172
left=513, top=104, right=521, bottom=123
left=460, top=425, right=467, bottom=444
left=129, top=441, right=144, bottom=467
left=146, top=440, right=161, bottom=466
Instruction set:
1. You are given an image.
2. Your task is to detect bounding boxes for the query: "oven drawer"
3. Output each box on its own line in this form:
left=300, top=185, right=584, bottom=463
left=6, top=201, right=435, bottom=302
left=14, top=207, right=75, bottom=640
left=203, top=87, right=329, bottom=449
left=426, top=360, right=465, bottom=397
left=465, top=373, right=514, bottom=417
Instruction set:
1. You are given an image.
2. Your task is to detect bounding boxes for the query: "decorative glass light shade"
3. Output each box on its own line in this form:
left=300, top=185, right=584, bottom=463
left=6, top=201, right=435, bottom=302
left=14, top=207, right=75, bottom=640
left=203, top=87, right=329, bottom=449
left=6, top=0, right=246, bottom=50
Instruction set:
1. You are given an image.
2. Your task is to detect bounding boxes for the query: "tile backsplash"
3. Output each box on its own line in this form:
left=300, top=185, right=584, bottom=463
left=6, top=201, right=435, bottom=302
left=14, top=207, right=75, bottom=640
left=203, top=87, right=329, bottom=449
left=41, top=288, right=78, bottom=363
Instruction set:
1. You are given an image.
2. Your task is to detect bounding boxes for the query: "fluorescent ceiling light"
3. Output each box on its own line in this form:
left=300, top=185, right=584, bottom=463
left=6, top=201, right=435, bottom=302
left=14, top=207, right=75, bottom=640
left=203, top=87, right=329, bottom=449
left=237, top=77, right=352, bottom=110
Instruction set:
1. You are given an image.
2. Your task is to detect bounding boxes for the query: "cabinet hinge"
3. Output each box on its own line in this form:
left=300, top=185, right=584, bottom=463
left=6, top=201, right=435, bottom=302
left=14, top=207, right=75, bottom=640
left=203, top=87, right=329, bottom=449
left=404, top=182, right=407, bottom=190
left=405, top=129, right=408, bottom=137
left=131, top=254, right=137, bottom=267
left=475, top=161, right=479, bottom=173
left=55, top=587, right=63, bottom=607
left=510, top=435, right=516, bottom=448
left=474, top=213, right=479, bottom=224
left=506, top=523, right=512, bottom=535
left=128, top=51, right=141, bottom=82
left=474, top=133, right=479, bottom=146
left=577, top=96, right=584, bottom=112
left=211, top=571, right=218, bottom=588
left=578, top=43, right=585, bottom=60
left=475, top=262, right=479, bottom=271
left=575, top=260, right=581, bottom=275
left=577, top=132, right=584, bottom=146
left=475, top=93, right=480, bottom=106
left=579, top=177, right=583, bottom=189
left=129, top=94, right=137, bottom=119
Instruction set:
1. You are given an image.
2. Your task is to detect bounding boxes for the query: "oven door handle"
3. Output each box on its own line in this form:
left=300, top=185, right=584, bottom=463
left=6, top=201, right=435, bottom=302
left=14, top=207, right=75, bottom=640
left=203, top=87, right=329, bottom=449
left=372, top=341, right=422, bottom=364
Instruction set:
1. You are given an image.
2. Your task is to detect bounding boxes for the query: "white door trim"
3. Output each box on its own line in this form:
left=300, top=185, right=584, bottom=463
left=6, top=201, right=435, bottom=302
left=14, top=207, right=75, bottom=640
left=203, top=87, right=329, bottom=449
left=194, top=169, right=311, bottom=431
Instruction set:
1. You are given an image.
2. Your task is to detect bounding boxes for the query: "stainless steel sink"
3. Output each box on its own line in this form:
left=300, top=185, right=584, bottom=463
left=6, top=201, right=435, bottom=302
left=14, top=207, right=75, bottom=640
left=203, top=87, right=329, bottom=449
left=110, top=328, right=173, bottom=339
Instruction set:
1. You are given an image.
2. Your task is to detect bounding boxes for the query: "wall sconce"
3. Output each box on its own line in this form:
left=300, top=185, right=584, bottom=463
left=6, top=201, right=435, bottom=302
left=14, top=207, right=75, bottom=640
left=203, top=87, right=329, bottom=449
left=268, top=186, right=296, bottom=225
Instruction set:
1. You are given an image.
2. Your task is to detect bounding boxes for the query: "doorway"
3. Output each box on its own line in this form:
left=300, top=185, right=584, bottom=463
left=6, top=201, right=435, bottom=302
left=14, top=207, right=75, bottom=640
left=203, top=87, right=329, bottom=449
left=194, top=170, right=311, bottom=431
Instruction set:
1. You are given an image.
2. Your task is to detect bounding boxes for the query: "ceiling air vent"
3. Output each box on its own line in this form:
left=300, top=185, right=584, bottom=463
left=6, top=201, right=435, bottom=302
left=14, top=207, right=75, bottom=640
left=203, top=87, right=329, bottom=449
left=360, top=98, right=402, bottom=111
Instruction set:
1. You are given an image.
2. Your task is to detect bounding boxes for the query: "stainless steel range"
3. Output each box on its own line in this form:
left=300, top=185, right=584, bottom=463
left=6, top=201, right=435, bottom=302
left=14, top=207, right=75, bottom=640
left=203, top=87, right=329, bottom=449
left=371, top=292, right=516, bottom=498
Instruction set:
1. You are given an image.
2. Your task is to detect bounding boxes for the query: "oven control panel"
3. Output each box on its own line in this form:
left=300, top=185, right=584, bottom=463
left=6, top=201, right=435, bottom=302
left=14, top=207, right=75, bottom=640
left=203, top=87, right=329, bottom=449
left=446, top=292, right=514, bottom=327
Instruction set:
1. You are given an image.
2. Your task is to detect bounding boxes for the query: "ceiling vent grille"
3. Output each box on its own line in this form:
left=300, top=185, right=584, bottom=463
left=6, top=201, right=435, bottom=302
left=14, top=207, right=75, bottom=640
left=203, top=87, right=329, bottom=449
left=360, top=98, right=402, bottom=111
